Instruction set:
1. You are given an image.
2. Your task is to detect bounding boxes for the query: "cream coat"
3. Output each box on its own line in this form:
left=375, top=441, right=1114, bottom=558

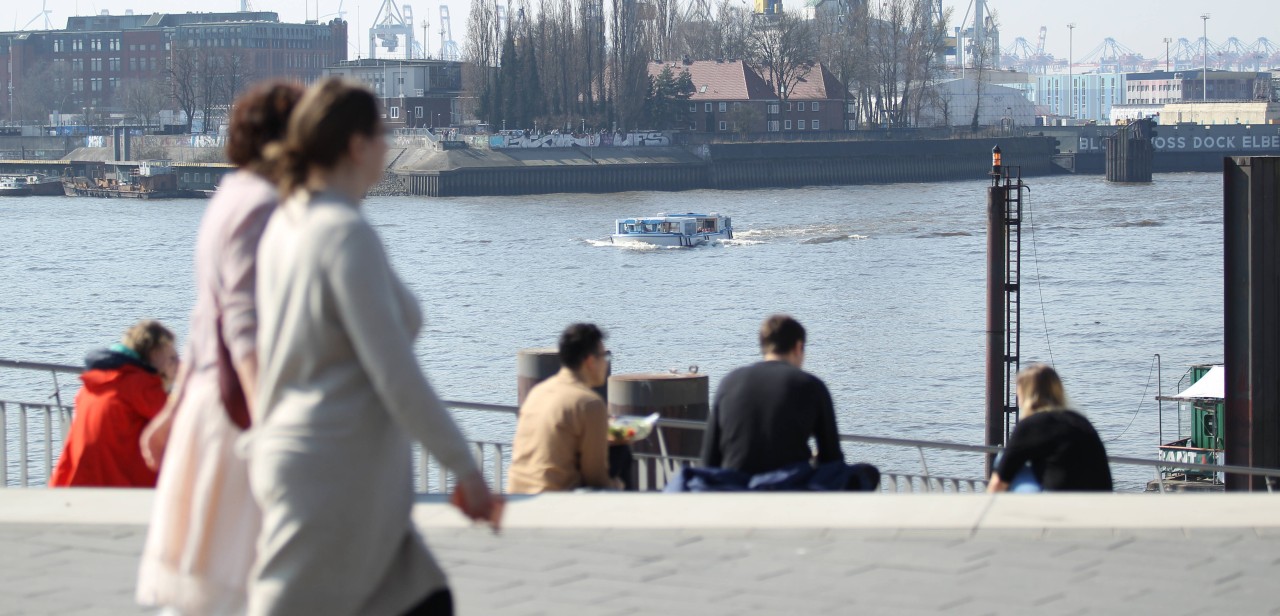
left=250, top=189, right=478, bottom=616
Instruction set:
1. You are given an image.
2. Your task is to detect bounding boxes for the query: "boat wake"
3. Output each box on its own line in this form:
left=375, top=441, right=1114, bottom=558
left=736, top=225, right=868, bottom=245
left=801, top=234, right=869, bottom=245
left=915, top=230, right=974, bottom=239
left=585, top=239, right=680, bottom=250
left=1115, top=219, right=1163, bottom=228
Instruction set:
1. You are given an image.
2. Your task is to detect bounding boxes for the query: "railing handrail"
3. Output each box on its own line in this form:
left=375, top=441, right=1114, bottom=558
left=0, top=359, right=81, bottom=375
left=7, top=359, right=1280, bottom=485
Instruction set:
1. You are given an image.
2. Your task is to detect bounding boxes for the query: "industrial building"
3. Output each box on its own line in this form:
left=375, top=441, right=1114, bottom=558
left=0, top=11, right=347, bottom=124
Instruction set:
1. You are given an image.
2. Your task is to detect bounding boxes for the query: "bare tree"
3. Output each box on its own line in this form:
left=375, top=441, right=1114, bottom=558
left=753, top=13, right=818, bottom=130
left=608, top=0, right=654, bottom=130
left=463, top=0, right=500, bottom=124
left=10, top=61, right=72, bottom=123
left=120, top=79, right=169, bottom=127
left=168, top=44, right=201, bottom=134
left=217, top=49, right=255, bottom=109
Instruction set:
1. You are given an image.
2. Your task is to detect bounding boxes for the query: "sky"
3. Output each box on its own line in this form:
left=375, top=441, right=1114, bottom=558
left=2, top=0, right=1274, bottom=62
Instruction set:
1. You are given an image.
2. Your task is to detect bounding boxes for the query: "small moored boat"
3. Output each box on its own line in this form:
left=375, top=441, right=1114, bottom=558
left=0, top=176, right=32, bottom=196
left=611, top=212, right=733, bottom=247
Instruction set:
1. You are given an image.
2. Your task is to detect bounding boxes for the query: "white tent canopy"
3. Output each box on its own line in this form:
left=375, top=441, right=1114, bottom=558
left=1158, top=365, right=1224, bottom=401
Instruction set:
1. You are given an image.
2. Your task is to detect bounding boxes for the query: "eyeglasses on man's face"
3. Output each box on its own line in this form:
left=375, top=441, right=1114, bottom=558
left=598, top=350, right=612, bottom=362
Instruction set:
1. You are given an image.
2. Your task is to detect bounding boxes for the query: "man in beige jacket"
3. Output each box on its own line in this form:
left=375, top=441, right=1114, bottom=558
left=508, top=323, right=621, bottom=493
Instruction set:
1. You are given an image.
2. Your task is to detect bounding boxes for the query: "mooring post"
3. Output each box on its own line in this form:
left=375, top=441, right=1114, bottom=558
left=1223, top=156, right=1280, bottom=491
left=985, top=148, right=1007, bottom=476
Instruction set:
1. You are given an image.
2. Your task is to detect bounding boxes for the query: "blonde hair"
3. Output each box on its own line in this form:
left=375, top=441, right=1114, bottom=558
left=121, top=320, right=175, bottom=363
left=1016, top=363, right=1067, bottom=418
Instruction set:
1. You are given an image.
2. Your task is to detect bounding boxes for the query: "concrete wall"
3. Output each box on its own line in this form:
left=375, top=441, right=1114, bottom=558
left=402, top=137, right=1059, bottom=197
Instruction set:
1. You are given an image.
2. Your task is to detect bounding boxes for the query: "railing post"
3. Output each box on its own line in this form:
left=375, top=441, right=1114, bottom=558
left=43, top=406, right=52, bottom=483
left=494, top=444, right=505, bottom=494
left=18, top=404, right=29, bottom=487
left=0, top=402, right=7, bottom=488
left=417, top=446, right=429, bottom=493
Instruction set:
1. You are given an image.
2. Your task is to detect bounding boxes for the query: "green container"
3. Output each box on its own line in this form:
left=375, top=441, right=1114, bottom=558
left=1187, top=365, right=1224, bottom=451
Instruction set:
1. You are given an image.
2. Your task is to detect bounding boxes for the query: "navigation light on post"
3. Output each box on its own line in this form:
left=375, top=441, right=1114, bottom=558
left=991, top=145, right=1002, bottom=175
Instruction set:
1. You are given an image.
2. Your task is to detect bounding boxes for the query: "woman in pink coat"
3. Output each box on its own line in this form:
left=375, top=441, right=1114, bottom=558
left=135, top=81, right=303, bottom=614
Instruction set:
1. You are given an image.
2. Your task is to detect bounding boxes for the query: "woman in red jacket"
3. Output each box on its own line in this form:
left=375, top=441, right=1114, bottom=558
left=49, top=320, right=179, bottom=487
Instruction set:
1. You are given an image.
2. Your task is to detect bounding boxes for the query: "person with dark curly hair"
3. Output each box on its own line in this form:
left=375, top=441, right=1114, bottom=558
left=136, top=80, right=304, bottom=615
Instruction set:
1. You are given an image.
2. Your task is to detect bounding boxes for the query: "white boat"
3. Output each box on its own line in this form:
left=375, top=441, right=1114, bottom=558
left=0, top=176, right=32, bottom=196
left=611, top=212, right=733, bottom=247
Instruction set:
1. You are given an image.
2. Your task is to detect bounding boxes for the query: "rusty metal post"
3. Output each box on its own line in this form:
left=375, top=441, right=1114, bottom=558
left=1223, top=156, right=1280, bottom=491
left=986, top=177, right=1007, bottom=476
left=607, top=373, right=708, bottom=460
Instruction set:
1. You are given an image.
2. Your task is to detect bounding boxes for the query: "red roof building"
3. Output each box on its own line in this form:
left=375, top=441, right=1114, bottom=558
left=648, top=60, right=848, bottom=134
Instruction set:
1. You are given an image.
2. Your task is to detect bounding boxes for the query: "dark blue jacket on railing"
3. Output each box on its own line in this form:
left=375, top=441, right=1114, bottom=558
left=664, top=461, right=879, bottom=492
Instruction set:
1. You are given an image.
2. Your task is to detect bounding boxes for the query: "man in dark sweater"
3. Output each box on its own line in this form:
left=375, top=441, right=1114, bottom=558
left=700, top=315, right=844, bottom=475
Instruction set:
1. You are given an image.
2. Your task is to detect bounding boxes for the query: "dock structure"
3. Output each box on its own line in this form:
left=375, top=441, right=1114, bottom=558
left=2, top=489, right=1280, bottom=615
left=1104, top=120, right=1155, bottom=183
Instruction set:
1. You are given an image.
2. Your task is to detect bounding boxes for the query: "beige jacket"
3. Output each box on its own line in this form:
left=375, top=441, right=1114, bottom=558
left=508, top=368, right=617, bottom=493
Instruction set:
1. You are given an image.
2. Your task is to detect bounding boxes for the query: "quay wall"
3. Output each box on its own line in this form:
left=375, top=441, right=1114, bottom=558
left=401, top=137, right=1058, bottom=197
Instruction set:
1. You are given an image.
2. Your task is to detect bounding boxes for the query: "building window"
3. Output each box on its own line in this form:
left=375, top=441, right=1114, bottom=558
left=768, top=120, right=780, bottom=132
left=390, top=106, right=400, bottom=119
left=129, top=58, right=138, bottom=71
left=786, top=102, right=792, bottom=111
left=415, top=106, right=423, bottom=118
left=733, top=102, right=741, bottom=111
left=798, top=120, right=806, bottom=129
left=689, top=103, right=697, bottom=112
left=719, top=120, right=727, bottom=131
left=768, top=103, right=779, bottom=114
left=812, top=120, right=820, bottom=130
left=718, top=102, right=727, bottom=112
left=798, top=102, right=806, bottom=111
left=704, top=102, right=712, bottom=112
left=784, top=120, right=792, bottom=130
left=812, top=102, right=820, bottom=111
left=91, top=58, right=102, bottom=72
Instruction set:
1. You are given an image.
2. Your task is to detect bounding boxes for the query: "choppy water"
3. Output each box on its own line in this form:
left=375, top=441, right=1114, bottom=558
left=0, top=173, right=1224, bottom=490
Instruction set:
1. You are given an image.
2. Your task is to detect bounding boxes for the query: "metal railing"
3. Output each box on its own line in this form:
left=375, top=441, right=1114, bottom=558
left=6, top=359, right=1280, bottom=493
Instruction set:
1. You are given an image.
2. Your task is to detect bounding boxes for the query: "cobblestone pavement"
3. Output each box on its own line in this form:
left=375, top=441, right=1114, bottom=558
left=3, top=492, right=1280, bottom=615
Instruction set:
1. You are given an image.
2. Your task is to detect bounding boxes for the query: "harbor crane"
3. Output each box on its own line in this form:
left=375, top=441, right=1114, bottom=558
left=438, top=5, right=459, bottom=61
left=368, top=0, right=417, bottom=59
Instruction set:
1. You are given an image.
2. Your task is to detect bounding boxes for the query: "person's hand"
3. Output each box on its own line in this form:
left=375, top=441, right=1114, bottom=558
left=450, top=471, right=504, bottom=533
left=986, top=474, right=1009, bottom=494
left=140, top=408, right=175, bottom=471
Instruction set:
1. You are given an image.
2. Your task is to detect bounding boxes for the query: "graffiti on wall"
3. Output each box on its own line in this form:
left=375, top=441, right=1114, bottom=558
left=487, top=131, right=671, bottom=149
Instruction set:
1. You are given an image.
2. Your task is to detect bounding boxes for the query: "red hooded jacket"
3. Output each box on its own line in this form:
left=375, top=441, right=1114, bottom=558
left=49, top=349, right=167, bottom=487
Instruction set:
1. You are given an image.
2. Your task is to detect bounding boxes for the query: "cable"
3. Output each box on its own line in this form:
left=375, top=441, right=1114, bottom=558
left=1109, top=354, right=1157, bottom=443
left=1023, top=185, right=1055, bottom=368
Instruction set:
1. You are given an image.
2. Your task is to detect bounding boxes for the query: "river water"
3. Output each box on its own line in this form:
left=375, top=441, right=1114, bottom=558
left=0, top=173, right=1224, bottom=490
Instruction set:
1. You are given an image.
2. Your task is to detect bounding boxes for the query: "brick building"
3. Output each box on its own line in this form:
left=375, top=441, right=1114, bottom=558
left=647, top=60, right=847, bottom=134
left=323, top=59, right=463, bottom=128
left=1, top=12, right=347, bottom=124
